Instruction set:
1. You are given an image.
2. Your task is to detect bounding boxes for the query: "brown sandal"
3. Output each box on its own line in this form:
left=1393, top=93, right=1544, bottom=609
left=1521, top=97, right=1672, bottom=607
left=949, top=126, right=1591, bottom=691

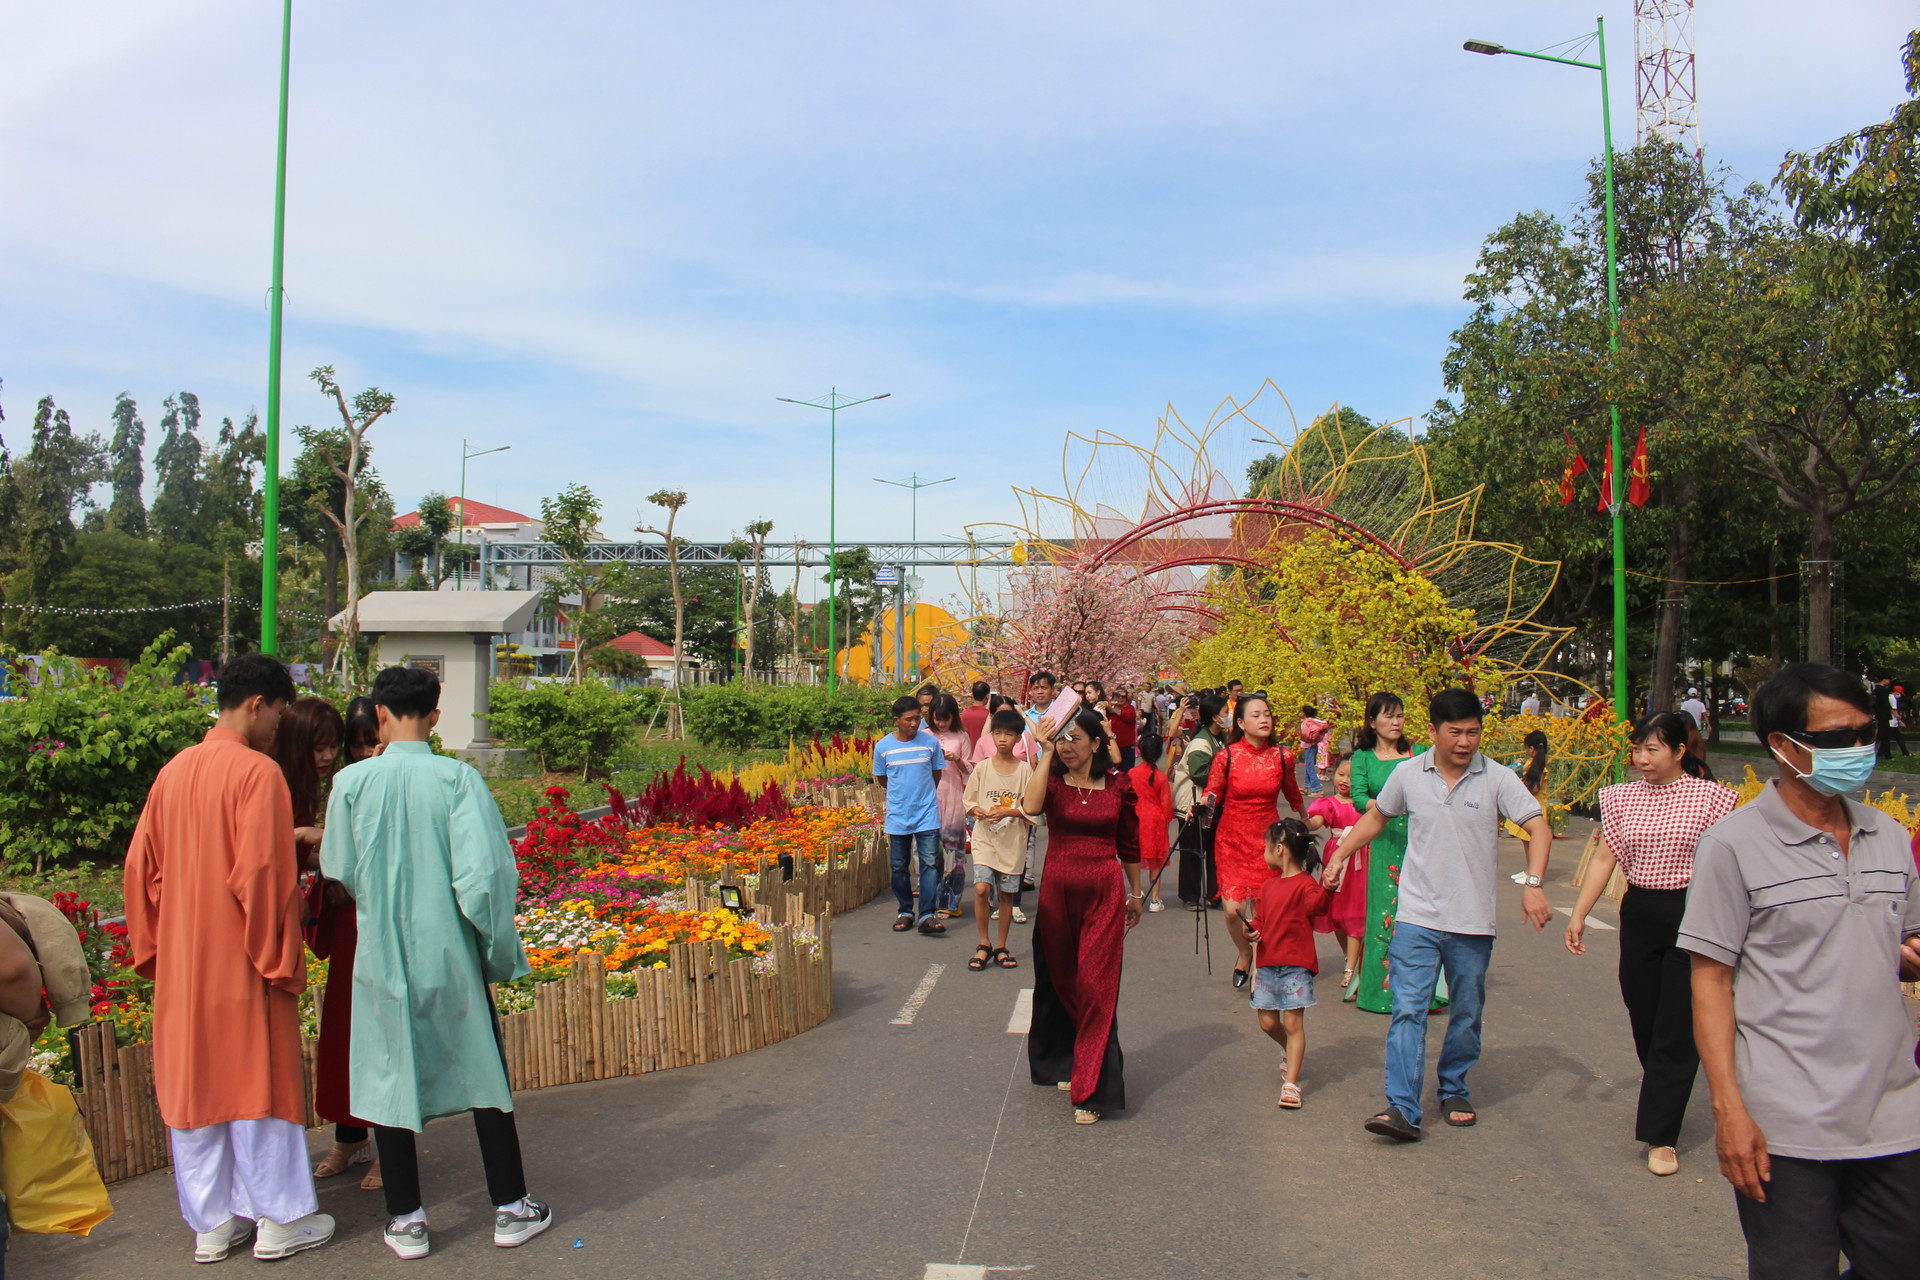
left=360, top=1159, right=383, bottom=1191
left=313, top=1141, right=372, bottom=1179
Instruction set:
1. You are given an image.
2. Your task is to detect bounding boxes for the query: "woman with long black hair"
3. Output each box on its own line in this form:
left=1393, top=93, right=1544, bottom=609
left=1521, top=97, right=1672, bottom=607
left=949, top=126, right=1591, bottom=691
left=1200, top=693, right=1305, bottom=988
left=1349, top=692, right=1418, bottom=1015
left=1019, top=706, right=1143, bottom=1125
left=1566, top=711, right=1735, bottom=1178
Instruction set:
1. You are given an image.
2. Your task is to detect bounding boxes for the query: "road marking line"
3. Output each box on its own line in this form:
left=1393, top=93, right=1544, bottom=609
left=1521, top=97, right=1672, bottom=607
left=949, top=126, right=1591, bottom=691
left=925, top=1267, right=986, bottom=1280
left=891, top=964, right=946, bottom=1025
left=1556, top=907, right=1616, bottom=930
left=1006, top=988, right=1033, bottom=1035
left=954, top=1033, right=1027, bottom=1266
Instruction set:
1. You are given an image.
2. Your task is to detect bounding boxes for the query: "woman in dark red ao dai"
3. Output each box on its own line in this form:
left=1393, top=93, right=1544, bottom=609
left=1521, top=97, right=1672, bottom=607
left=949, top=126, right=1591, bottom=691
left=1019, top=706, right=1144, bottom=1125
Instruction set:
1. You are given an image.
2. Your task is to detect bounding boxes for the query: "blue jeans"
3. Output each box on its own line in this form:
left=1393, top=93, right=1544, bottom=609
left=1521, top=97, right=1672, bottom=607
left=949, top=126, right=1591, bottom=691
left=1384, top=922, right=1492, bottom=1129
left=1303, top=752, right=1320, bottom=791
left=889, top=830, right=941, bottom=923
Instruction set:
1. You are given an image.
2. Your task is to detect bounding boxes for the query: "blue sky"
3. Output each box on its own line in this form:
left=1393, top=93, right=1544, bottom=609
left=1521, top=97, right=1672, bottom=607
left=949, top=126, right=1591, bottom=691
left=2, top=1, right=1913, bottom=604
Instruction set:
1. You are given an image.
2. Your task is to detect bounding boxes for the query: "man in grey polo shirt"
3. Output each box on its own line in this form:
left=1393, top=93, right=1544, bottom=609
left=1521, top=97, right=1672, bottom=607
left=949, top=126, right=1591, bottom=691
left=1678, top=663, right=1920, bottom=1279
left=1327, top=687, right=1553, bottom=1141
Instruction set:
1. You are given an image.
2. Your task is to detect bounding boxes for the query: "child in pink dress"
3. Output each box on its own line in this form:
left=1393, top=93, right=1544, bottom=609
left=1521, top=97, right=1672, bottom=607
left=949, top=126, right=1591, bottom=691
left=1305, top=756, right=1366, bottom=1001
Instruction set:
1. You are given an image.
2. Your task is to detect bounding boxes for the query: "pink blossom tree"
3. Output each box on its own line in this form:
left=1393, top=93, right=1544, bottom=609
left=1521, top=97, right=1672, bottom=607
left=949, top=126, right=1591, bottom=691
left=948, top=564, right=1192, bottom=689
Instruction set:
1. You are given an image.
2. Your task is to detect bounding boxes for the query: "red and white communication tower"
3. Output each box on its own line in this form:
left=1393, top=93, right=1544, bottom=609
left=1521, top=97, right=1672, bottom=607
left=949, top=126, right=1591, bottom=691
left=1634, top=0, right=1700, bottom=158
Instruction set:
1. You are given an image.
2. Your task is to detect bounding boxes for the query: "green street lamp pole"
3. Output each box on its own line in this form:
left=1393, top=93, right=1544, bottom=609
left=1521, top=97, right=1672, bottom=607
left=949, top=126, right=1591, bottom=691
left=875, top=472, right=954, bottom=678
left=777, top=389, right=890, bottom=692
left=456, top=440, right=510, bottom=589
left=1466, top=18, right=1629, bottom=726
left=260, top=0, right=293, bottom=654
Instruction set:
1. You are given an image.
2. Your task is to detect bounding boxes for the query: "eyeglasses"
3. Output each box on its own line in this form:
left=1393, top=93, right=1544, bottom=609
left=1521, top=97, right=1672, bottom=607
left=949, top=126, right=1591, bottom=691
left=1787, top=725, right=1877, bottom=750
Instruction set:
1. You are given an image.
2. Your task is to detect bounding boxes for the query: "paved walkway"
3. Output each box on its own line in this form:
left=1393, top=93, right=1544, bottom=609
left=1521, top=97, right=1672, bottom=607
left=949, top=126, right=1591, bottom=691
left=17, top=821, right=1753, bottom=1279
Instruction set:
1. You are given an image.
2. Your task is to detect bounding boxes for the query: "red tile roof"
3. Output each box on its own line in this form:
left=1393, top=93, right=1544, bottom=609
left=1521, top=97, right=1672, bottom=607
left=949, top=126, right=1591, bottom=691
left=606, top=631, right=674, bottom=657
left=392, top=497, right=533, bottom=529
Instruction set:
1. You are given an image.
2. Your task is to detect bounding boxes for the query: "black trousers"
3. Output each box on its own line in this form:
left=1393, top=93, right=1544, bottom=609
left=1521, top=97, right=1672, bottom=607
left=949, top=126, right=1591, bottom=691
left=1176, top=819, right=1217, bottom=905
left=1735, top=1148, right=1920, bottom=1279
left=373, top=1108, right=527, bottom=1219
left=1617, top=885, right=1698, bottom=1147
left=1878, top=719, right=1910, bottom=758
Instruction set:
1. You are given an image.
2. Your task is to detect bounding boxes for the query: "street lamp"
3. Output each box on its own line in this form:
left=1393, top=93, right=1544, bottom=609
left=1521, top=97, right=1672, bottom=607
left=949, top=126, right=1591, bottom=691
left=777, top=389, right=891, bottom=692
left=259, top=0, right=293, bottom=654
left=875, top=473, right=954, bottom=679
left=456, top=440, right=510, bottom=589
left=1465, top=18, right=1629, bottom=727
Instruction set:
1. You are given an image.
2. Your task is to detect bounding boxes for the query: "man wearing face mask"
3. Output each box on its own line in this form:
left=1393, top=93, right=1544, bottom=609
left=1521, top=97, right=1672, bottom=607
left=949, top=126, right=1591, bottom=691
left=1678, top=663, right=1920, bottom=1279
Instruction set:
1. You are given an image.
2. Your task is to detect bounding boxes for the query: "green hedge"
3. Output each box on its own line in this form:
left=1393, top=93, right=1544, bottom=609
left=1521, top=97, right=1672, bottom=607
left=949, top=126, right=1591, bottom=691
left=678, top=683, right=898, bottom=750
left=487, top=678, right=654, bottom=776
left=0, top=637, right=213, bottom=874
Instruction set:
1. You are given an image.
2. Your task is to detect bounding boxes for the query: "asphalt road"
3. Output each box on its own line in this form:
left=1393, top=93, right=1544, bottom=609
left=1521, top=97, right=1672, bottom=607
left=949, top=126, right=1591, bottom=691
left=17, top=819, right=1755, bottom=1279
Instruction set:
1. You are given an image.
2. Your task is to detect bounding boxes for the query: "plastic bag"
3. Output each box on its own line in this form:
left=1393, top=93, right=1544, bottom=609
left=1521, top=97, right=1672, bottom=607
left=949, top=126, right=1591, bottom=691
left=934, top=858, right=967, bottom=918
left=0, top=1069, right=113, bottom=1235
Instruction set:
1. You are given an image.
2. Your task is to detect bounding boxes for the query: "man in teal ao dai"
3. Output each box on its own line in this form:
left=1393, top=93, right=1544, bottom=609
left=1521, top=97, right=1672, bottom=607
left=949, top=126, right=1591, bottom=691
left=319, top=665, right=555, bottom=1260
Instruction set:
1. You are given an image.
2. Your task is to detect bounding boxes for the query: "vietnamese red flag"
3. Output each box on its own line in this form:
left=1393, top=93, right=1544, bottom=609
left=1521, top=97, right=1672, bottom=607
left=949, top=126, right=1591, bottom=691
left=1597, top=438, right=1614, bottom=513
left=1628, top=425, right=1651, bottom=508
left=1559, top=430, right=1590, bottom=506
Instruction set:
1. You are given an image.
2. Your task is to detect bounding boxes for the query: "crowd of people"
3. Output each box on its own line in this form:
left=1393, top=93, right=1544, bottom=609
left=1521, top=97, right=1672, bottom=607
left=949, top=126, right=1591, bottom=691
left=874, top=664, right=1920, bottom=1279
left=13, top=649, right=1910, bottom=1277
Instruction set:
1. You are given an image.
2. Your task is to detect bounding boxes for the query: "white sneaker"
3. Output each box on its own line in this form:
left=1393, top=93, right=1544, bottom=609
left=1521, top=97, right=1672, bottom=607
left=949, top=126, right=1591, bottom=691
left=253, top=1212, right=334, bottom=1260
left=494, top=1198, right=553, bottom=1248
left=193, top=1215, right=253, bottom=1263
left=384, top=1219, right=431, bottom=1259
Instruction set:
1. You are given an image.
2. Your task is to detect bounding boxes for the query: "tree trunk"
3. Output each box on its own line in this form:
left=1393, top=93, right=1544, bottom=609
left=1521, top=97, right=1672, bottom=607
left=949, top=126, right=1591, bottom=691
left=1804, top=503, right=1836, bottom=666
left=323, top=531, right=341, bottom=619
left=1650, top=499, right=1692, bottom=713
left=1768, top=540, right=1781, bottom=665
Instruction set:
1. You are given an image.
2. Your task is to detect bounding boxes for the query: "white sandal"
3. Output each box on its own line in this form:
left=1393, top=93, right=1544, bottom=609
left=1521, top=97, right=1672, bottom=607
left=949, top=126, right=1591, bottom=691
left=1278, top=1082, right=1303, bottom=1109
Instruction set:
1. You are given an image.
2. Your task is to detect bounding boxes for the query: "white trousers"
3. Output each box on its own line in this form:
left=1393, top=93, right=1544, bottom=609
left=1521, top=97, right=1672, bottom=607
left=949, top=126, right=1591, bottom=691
left=169, top=1118, right=317, bottom=1234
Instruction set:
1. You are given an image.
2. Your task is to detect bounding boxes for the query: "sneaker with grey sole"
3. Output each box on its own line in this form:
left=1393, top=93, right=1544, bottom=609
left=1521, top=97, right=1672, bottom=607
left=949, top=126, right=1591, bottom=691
left=493, top=1198, right=552, bottom=1248
left=384, top=1220, right=430, bottom=1260
left=252, top=1211, right=334, bottom=1259
left=192, top=1215, right=254, bottom=1263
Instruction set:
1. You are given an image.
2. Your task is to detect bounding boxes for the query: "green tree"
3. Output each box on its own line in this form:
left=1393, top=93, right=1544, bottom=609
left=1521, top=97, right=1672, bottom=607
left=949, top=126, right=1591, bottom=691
left=638, top=490, right=690, bottom=688
left=307, top=366, right=394, bottom=678
left=149, top=393, right=205, bottom=543
left=394, top=491, right=460, bottom=588
left=538, top=483, right=604, bottom=680
left=2, top=397, right=105, bottom=649
left=104, top=392, right=147, bottom=536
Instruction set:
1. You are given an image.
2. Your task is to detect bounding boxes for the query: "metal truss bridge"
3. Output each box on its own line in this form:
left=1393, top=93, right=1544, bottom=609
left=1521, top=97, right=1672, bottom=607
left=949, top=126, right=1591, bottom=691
left=479, top=539, right=1019, bottom=588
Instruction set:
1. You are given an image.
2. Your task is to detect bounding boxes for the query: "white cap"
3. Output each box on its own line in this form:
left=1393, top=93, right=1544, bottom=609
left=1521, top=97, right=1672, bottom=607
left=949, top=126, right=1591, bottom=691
left=1687, top=687, right=1699, bottom=696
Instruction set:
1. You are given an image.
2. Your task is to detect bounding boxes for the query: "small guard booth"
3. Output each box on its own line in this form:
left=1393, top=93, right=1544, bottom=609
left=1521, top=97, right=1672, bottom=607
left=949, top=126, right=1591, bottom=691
left=340, top=592, right=541, bottom=752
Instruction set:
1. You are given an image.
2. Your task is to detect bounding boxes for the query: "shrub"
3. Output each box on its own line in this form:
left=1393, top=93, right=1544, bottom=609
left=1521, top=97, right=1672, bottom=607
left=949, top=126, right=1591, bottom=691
left=487, top=677, right=641, bottom=777
left=679, top=684, right=895, bottom=750
left=0, top=636, right=211, bottom=874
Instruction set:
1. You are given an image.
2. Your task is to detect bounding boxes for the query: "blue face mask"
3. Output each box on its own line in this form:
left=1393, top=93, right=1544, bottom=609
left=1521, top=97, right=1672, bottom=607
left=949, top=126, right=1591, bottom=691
left=1773, top=739, right=1877, bottom=795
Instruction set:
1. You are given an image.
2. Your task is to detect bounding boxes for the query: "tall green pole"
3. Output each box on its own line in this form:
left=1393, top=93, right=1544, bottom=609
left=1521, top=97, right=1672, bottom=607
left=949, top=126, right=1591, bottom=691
left=1597, top=17, right=1629, bottom=726
left=777, top=389, right=891, bottom=693
left=260, top=0, right=292, bottom=654
left=1464, top=19, right=1629, bottom=727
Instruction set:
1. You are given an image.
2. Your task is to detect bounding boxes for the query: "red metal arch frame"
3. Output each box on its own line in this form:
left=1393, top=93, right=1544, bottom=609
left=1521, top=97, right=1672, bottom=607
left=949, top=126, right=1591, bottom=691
left=1080, top=497, right=1413, bottom=574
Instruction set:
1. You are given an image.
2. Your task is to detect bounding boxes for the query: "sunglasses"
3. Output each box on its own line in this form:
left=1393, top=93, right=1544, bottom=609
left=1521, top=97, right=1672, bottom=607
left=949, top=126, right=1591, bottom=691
left=1787, top=725, right=1877, bottom=750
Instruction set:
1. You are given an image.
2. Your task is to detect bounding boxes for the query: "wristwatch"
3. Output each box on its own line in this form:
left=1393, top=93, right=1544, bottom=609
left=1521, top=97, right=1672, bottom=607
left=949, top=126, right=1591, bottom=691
left=1520, top=874, right=1542, bottom=888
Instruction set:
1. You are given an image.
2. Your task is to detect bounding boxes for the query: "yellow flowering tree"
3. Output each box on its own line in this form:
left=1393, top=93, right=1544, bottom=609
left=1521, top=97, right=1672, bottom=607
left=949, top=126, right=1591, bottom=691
left=1184, top=530, right=1496, bottom=743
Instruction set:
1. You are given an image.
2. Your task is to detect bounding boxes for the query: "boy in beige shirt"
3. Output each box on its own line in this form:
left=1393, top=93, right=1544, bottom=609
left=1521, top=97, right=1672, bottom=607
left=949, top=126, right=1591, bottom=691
left=962, top=709, right=1035, bottom=970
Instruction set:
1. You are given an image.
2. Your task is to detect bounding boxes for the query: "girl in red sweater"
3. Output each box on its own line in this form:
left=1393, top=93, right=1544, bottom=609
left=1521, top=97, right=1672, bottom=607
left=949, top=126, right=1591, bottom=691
left=1237, top=818, right=1333, bottom=1109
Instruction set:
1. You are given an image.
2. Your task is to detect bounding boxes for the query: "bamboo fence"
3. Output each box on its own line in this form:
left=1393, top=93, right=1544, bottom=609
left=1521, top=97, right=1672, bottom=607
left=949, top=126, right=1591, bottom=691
left=64, top=837, right=892, bottom=1187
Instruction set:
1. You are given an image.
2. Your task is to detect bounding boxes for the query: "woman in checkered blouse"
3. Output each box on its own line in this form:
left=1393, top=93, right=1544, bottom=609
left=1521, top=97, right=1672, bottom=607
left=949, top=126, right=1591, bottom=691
left=1565, top=712, right=1737, bottom=1178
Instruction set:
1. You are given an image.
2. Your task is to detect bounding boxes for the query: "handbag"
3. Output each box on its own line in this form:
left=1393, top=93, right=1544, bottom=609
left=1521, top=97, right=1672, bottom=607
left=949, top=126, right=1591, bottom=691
left=0, top=1069, right=114, bottom=1235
